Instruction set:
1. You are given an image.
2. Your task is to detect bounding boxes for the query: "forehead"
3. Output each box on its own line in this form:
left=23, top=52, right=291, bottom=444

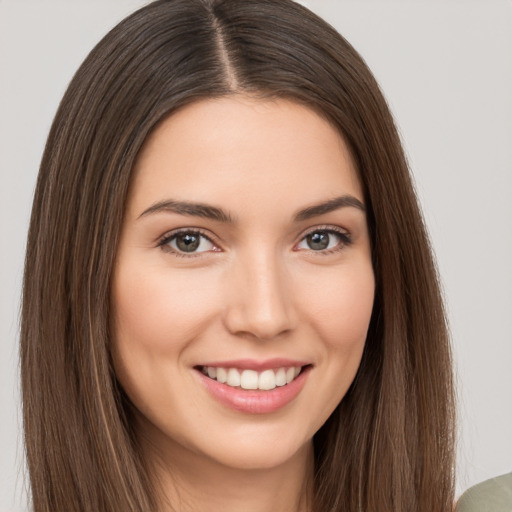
left=128, top=95, right=363, bottom=218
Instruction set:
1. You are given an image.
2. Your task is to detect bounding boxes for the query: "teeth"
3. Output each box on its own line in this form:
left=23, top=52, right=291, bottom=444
left=240, top=370, right=258, bottom=390
left=216, top=367, right=227, bottom=383
left=202, top=365, right=303, bottom=390
left=275, top=368, right=286, bottom=387
left=258, top=369, right=276, bottom=390
left=227, top=368, right=241, bottom=387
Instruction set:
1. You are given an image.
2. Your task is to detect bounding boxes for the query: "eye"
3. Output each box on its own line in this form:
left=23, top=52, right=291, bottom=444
left=296, top=228, right=351, bottom=252
left=159, top=230, right=218, bottom=256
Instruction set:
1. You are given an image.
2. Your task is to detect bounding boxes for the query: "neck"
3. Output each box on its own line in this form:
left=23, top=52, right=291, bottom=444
left=141, top=428, right=314, bottom=512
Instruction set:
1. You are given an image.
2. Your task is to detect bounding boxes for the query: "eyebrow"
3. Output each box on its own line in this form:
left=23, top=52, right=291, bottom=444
left=138, top=194, right=365, bottom=223
left=294, top=195, right=365, bottom=221
left=139, top=199, right=235, bottom=222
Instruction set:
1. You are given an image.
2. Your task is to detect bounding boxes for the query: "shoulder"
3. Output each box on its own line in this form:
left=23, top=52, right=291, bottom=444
left=456, top=473, right=512, bottom=512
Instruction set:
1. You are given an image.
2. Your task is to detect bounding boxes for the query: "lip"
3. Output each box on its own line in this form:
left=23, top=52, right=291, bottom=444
left=195, top=358, right=310, bottom=371
left=195, top=364, right=312, bottom=414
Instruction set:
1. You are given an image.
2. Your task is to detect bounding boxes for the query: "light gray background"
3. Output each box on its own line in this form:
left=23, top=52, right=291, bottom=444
left=1, top=1, right=511, bottom=510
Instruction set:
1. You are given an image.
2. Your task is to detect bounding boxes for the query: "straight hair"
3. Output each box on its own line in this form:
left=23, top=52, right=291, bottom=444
left=21, top=0, right=455, bottom=510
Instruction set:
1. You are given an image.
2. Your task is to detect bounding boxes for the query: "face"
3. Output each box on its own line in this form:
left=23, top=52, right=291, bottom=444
left=111, top=96, right=375, bottom=473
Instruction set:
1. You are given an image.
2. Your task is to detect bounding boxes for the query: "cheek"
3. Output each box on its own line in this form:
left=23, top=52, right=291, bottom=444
left=301, top=261, right=375, bottom=350
left=110, top=262, right=223, bottom=418
left=308, top=261, right=375, bottom=410
left=111, top=262, right=220, bottom=354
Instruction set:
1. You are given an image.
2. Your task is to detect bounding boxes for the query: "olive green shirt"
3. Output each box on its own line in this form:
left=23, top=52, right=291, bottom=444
left=456, top=473, right=512, bottom=512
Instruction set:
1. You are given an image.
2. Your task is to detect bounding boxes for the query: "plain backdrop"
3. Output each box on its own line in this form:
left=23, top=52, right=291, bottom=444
left=1, top=1, right=511, bottom=510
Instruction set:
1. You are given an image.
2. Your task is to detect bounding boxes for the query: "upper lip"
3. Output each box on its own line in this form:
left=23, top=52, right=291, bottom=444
left=195, top=358, right=311, bottom=371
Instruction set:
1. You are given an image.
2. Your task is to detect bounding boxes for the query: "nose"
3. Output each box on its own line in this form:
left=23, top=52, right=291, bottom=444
left=223, top=250, right=297, bottom=341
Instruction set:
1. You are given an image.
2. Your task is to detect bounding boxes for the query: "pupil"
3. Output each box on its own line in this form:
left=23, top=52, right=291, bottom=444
left=308, top=232, right=329, bottom=250
left=177, top=233, right=200, bottom=252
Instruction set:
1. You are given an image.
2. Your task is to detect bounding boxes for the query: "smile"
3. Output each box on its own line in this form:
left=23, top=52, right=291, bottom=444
left=200, top=366, right=302, bottom=391
left=195, top=361, right=312, bottom=413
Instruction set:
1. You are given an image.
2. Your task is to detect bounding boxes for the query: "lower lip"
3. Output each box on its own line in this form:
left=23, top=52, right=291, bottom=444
left=196, top=366, right=311, bottom=414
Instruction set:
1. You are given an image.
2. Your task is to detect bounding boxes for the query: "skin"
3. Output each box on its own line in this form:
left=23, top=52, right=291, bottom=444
left=111, top=96, right=375, bottom=512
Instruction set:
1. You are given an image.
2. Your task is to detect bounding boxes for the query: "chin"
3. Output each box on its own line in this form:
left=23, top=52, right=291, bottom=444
left=203, top=436, right=312, bottom=472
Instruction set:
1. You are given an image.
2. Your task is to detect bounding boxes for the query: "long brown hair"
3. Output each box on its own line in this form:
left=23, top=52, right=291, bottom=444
left=21, top=0, right=455, bottom=510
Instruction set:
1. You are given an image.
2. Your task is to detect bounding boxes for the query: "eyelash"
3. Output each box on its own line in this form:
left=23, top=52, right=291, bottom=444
left=157, top=228, right=219, bottom=258
left=296, top=225, right=353, bottom=256
left=157, top=225, right=352, bottom=258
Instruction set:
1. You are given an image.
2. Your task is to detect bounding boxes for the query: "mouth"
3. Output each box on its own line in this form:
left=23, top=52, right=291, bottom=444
left=194, top=361, right=312, bottom=414
left=195, top=364, right=309, bottom=391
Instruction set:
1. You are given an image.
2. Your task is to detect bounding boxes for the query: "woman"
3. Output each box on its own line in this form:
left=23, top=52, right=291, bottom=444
left=20, top=0, right=456, bottom=511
